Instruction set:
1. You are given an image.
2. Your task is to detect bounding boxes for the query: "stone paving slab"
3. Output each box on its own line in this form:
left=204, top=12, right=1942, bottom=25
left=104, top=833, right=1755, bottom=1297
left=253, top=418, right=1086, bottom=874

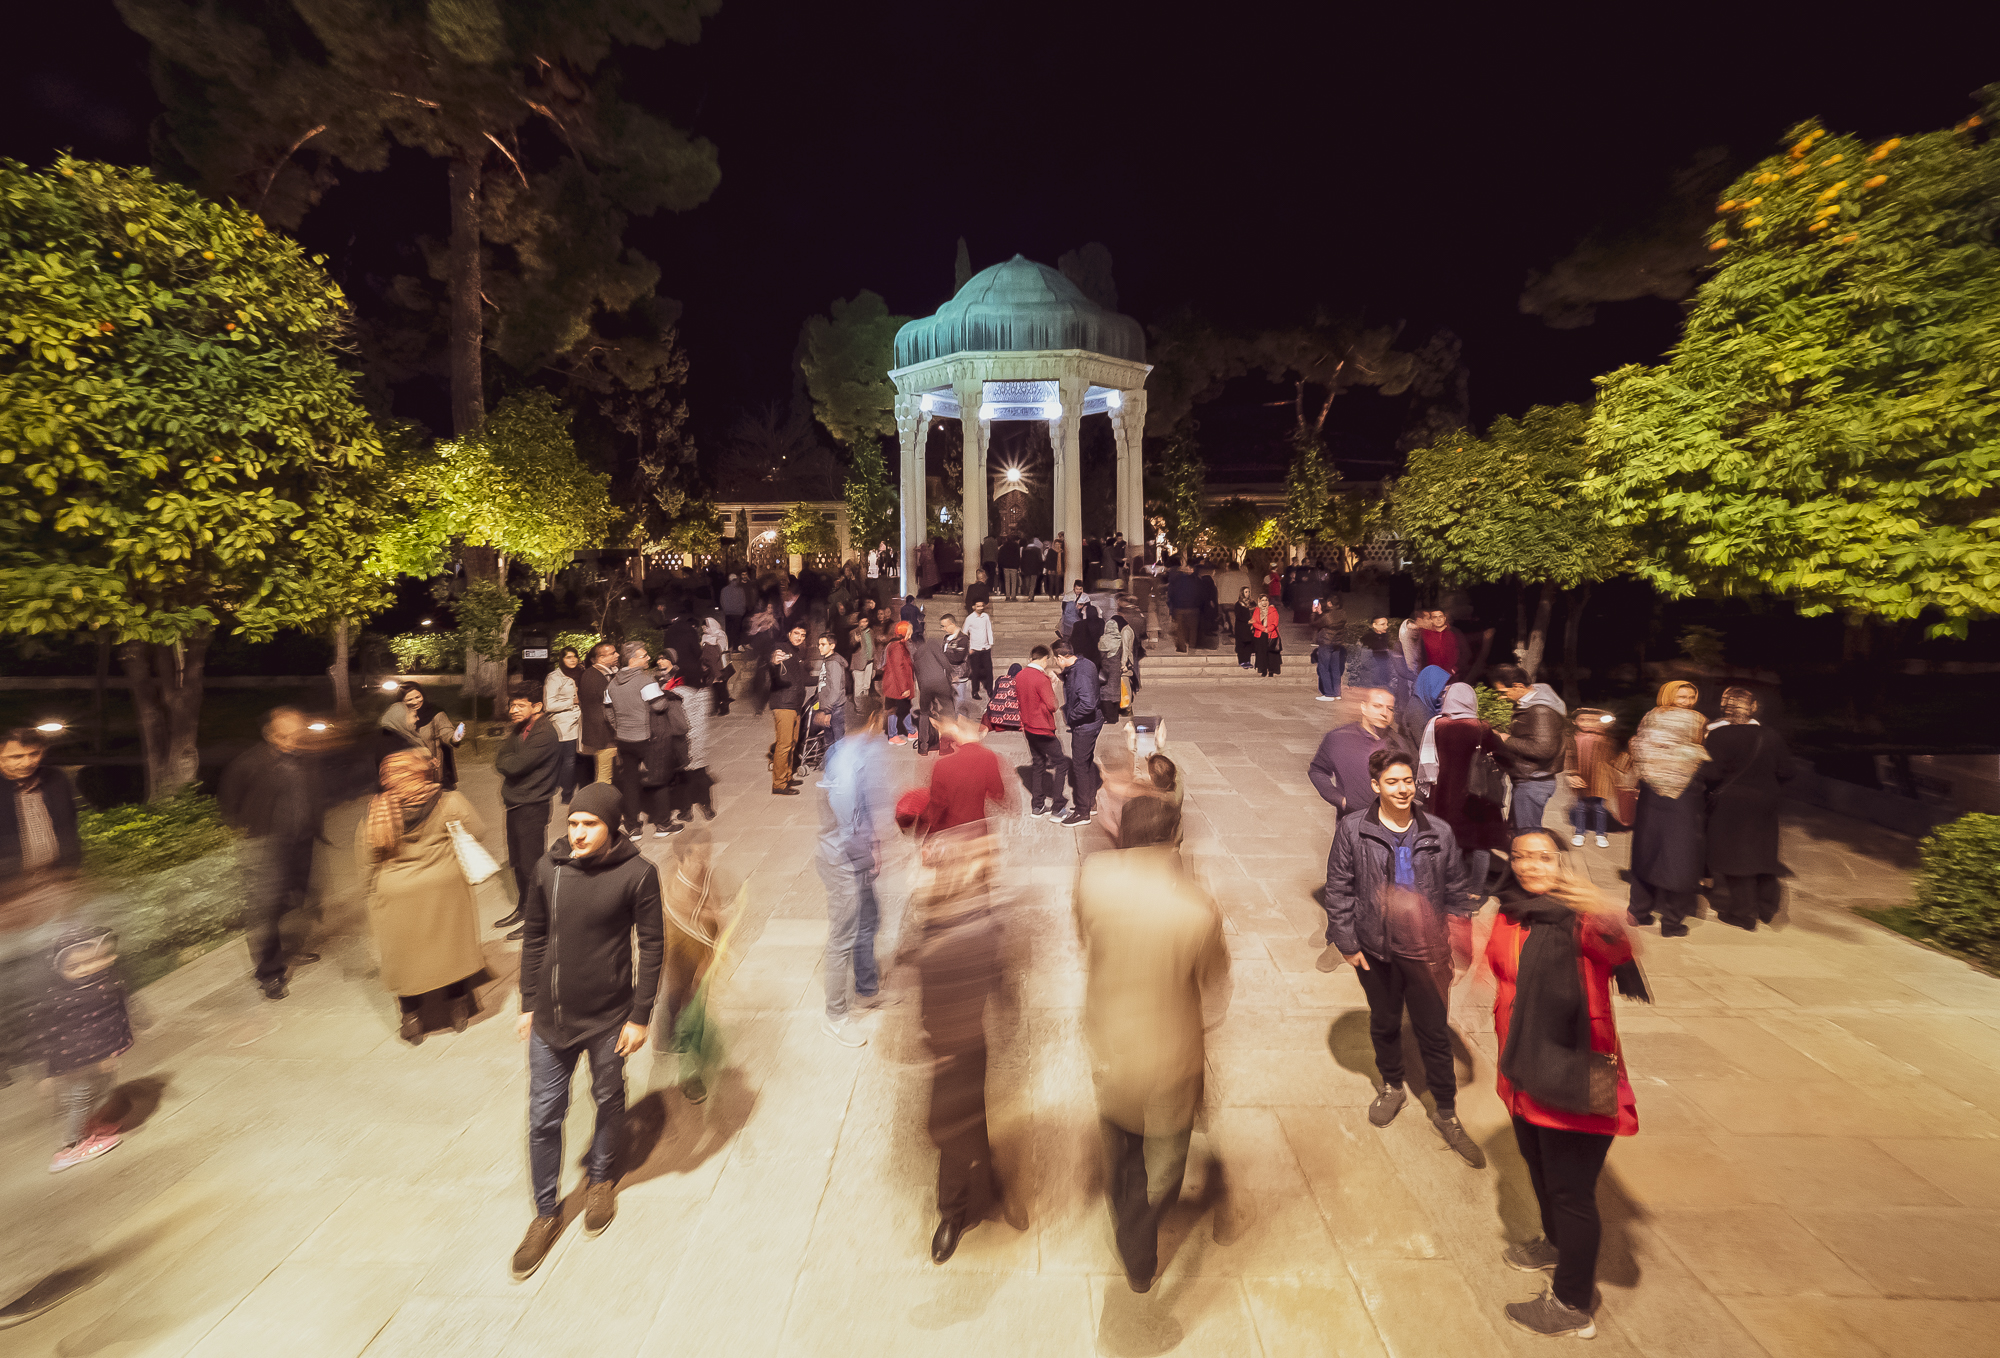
left=3, top=682, right=1998, bottom=1356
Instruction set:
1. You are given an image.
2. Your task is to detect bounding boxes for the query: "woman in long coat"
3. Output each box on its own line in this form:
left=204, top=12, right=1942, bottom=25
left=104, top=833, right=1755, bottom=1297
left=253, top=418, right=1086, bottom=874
left=1626, top=681, right=1708, bottom=937
left=356, top=749, right=487, bottom=1043
left=1425, top=682, right=1511, bottom=897
left=1704, top=686, right=1794, bottom=930
left=1230, top=587, right=1256, bottom=669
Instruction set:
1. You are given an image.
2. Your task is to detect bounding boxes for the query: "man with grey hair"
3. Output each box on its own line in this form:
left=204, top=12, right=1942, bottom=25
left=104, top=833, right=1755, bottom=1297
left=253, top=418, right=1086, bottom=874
left=607, top=640, right=657, bottom=834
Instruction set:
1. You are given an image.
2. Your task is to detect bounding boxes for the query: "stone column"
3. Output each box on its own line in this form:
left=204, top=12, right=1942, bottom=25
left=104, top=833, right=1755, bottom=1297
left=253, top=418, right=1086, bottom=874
left=952, top=377, right=987, bottom=572
left=893, top=393, right=929, bottom=599
left=1117, top=387, right=1149, bottom=550
left=1054, top=372, right=1089, bottom=590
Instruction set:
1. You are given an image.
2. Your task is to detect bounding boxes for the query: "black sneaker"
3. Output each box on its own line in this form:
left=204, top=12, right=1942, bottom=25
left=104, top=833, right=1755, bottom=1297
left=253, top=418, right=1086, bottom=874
left=1502, top=1237, right=1560, bottom=1272
left=1430, top=1110, right=1487, bottom=1168
left=1058, top=809, right=1091, bottom=827
left=1504, top=1287, right=1595, bottom=1339
left=1368, top=1083, right=1407, bottom=1127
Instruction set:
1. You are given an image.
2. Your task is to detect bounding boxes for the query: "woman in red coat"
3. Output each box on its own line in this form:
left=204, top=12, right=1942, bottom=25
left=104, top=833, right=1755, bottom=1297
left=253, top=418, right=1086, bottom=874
left=1249, top=593, right=1283, bottom=677
left=1424, top=682, right=1511, bottom=896
left=1486, top=827, right=1648, bottom=1340
left=881, top=621, right=917, bottom=744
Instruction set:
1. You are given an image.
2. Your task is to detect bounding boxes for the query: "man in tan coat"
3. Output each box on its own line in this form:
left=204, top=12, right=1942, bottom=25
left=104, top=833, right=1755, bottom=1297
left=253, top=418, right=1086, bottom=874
left=1073, top=795, right=1231, bottom=1292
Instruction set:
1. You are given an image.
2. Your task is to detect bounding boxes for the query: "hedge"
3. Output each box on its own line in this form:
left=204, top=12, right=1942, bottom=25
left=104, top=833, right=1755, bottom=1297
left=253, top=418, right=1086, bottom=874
left=79, top=793, right=245, bottom=988
left=387, top=629, right=466, bottom=673
left=1914, top=813, right=2000, bottom=968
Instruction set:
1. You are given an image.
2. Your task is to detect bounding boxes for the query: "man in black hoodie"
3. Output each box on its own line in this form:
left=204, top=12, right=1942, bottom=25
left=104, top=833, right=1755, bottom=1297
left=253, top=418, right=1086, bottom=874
left=511, top=783, right=664, bottom=1281
left=492, top=684, right=563, bottom=937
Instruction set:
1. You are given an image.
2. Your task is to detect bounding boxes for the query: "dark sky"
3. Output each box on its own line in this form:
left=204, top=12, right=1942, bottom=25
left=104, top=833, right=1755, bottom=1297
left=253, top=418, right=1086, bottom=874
left=7, top=2, right=1992, bottom=479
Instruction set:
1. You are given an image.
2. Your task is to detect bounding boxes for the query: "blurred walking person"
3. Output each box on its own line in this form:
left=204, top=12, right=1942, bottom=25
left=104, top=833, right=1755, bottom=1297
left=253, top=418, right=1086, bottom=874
left=1307, top=687, right=1408, bottom=827
left=1231, top=586, right=1256, bottom=670
left=1626, top=681, right=1709, bottom=937
left=1075, top=795, right=1230, bottom=1292
left=492, top=684, right=563, bottom=938
left=219, top=709, right=325, bottom=1000
left=910, top=621, right=953, bottom=756
left=1423, top=682, right=1511, bottom=900
left=33, top=920, right=134, bottom=1172
left=815, top=732, right=894, bottom=1047
left=357, top=749, right=486, bottom=1043
left=1703, top=687, right=1794, bottom=930
left=1563, top=708, right=1621, bottom=849
left=1323, top=749, right=1485, bottom=1167
left=882, top=620, right=917, bottom=745
left=1489, top=828, right=1647, bottom=1339
left=511, top=784, right=664, bottom=1280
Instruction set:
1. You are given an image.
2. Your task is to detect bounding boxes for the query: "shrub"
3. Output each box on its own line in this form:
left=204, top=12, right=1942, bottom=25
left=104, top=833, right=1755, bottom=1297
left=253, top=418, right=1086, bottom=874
left=387, top=629, right=465, bottom=672
left=79, top=793, right=236, bottom=878
left=1914, top=813, right=2000, bottom=967
left=1476, top=683, right=1515, bottom=733
left=78, top=793, right=245, bottom=986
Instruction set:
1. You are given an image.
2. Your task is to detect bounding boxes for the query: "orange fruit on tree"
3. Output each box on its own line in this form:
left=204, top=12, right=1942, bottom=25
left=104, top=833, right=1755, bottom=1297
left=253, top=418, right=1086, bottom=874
left=1864, top=175, right=1887, bottom=189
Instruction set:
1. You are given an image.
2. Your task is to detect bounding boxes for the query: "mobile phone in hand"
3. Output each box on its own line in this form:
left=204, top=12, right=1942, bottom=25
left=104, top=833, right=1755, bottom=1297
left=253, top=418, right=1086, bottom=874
left=454, top=722, right=464, bottom=740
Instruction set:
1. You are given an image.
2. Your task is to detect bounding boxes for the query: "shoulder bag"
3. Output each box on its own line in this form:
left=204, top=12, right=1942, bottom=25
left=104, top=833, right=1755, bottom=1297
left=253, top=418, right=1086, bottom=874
left=447, top=819, right=502, bottom=886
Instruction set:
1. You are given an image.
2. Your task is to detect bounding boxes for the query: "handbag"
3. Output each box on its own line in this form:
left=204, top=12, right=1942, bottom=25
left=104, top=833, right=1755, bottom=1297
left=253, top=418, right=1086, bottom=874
left=1468, top=747, right=1509, bottom=807
left=447, top=820, right=502, bottom=886
left=1587, top=1049, right=1622, bottom=1117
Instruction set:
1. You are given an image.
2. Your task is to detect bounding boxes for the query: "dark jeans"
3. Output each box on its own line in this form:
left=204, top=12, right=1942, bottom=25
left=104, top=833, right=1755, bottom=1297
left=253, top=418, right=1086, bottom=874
left=1172, top=609, right=1198, bottom=653
left=1100, top=1118, right=1192, bottom=1285
left=1369, top=652, right=1395, bottom=688
left=1355, top=951, right=1458, bottom=1114
left=1511, top=1116, right=1613, bottom=1311
left=724, top=613, right=744, bottom=649
left=553, top=738, right=579, bottom=801
left=916, top=687, right=948, bottom=753
left=1316, top=644, right=1344, bottom=698
left=1235, top=636, right=1253, bottom=666
left=932, top=1044, right=999, bottom=1225
left=1629, top=876, right=1697, bottom=927
left=1069, top=721, right=1103, bottom=813
left=1716, top=874, right=1780, bottom=927
left=1569, top=796, right=1608, bottom=835
left=668, top=767, right=714, bottom=820
left=528, top=1028, right=627, bottom=1217
left=969, top=649, right=994, bottom=699
left=1026, top=733, right=1071, bottom=814
left=614, top=739, right=649, bottom=830
left=505, top=799, right=551, bottom=910
left=1511, top=776, right=1557, bottom=830
left=245, top=834, right=315, bottom=986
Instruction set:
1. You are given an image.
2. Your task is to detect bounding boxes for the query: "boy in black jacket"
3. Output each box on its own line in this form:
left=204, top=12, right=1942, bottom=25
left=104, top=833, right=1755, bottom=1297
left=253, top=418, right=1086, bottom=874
left=493, top=683, right=563, bottom=936
left=511, top=783, right=664, bottom=1280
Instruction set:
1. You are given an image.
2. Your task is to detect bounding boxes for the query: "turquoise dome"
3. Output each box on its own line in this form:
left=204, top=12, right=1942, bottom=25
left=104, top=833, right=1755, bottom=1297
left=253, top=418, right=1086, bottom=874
left=893, top=255, right=1146, bottom=367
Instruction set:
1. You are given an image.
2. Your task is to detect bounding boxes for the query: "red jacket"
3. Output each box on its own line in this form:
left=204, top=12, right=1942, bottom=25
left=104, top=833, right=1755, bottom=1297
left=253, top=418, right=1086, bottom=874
left=1421, top=627, right=1461, bottom=674
left=881, top=639, right=914, bottom=701
left=922, top=743, right=1009, bottom=834
left=1015, top=663, right=1058, bottom=736
left=1486, top=909, right=1639, bottom=1137
left=1251, top=604, right=1282, bottom=639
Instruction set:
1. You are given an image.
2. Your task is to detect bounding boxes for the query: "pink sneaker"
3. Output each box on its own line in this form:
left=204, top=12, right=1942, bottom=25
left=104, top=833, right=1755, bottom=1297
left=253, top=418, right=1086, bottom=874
left=49, top=1131, right=120, bottom=1173
left=888, top=736, right=908, bottom=746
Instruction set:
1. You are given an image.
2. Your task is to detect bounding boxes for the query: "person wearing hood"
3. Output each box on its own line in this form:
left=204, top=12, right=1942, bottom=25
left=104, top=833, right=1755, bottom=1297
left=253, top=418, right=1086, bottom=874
left=1422, top=682, right=1511, bottom=900
left=607, top=641, right=661, bottom=833
left=1625, top=681, right=1709, bottom=937
left=1487, top=827, right=1646, bottom=1340
left=511, top=783, right=665, bottom=1282
left=1491, top=666, right=1568, bottom=832
left=379, top=682, right=462, bottom=790
left=543, top=647, right=585, bottom=803
left=1703, top=687, right=1796, bottom=931
left=1400, top=664, right=1452, bottom=750
left=356, top=748, right=486, bottom=1044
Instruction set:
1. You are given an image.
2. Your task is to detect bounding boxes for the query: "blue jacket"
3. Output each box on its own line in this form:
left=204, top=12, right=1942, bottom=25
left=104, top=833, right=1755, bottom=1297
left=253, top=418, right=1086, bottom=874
left=1167, top=570, right=1199, bottom=610
left=1063, top=657, right=1102, bottom=728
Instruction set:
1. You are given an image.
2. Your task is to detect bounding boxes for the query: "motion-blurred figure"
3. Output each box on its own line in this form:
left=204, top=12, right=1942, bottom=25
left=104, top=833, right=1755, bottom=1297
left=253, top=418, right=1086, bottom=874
left=1489, top=828, right=1647, bottom=1339
left=32, top=915, right=133, bottom=1173
left=356, top=749, right=486, bottom=1043
left=815, top=731, right=894, bottom=1047
left=1703, top=687, right=1795, bottom=930
left=1, top=728, right=84, bottom=1082
left=1626, top=682, right=1710, bottom=937
left=661, top=832, right=737, bottom=1106
left=218, top=708, right=325, bottom=1001
left=915, top=824, right=1018, bottom=1263
left=917, top=716, right=1010, bottom=836
left=1074, top=795, right=1230, bottom=1293
left=1323, top=749, right=1485, bottom=1167
left=513, top=784, right=665, bottom=1280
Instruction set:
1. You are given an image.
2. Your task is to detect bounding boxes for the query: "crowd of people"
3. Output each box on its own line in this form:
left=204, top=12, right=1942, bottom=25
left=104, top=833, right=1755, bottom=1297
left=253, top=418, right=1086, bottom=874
left=0, top=552, right=1804, bottom=1342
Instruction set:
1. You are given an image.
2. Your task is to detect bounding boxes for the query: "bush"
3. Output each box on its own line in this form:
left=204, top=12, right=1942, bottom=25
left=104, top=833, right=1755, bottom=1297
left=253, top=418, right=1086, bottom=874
left=79, top=793, right=236, bottom=878
left=78, top=793, right=245, bottom=986
left=1476, top=684, right=1514, bottom=733
left=1914, top=813, right=2000, bottom=967
left=387, top=629, right=465, bottom=673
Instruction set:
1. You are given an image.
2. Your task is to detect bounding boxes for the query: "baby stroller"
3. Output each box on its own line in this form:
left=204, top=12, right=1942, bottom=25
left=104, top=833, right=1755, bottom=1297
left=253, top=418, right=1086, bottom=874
left=797, top=695, right=833, bottom=774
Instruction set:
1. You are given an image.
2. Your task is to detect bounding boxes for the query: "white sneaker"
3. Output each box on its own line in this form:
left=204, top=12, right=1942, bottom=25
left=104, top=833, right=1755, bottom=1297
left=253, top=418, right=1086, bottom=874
left=1571, top=834, right=1586, bottom=847
left=1595, top=834, right=1610, bottom=848
left=1316, top=695, right=1338, bottom=701
left=820, top=1016, right=866, bottom=1048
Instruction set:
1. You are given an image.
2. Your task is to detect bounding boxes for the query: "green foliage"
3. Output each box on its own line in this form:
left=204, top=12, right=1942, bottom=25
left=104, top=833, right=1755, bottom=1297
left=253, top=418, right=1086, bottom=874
left=1282, top=438, right=1336, bottom=544
left=1584, top=93, right=2000, bottom=636
left=79, top=792, right=235, bottom=878
left=556, top=626, right=660, bottom=658
left=0, top=156, right=388, bottom=644
left=1204, top=496, right=1265, bottom=553
left=1914, top=813, right=2000, bottom=966
left=1475, top=683, right=1515, bottom=733
left=777, top=501, right=838, bottom=557
left=387, top=629, right=466, bottom=672
left=377, top=389, right=615, bottom=579
left=844, top=443, right=897, bottom=557
left=801, top=292, right=910, bottom=450
left=1154, top=433, right=1206, bottom=550
left=452, top=580, right=520, bottom=662
left=1394, top=404, right=1631, bottom=588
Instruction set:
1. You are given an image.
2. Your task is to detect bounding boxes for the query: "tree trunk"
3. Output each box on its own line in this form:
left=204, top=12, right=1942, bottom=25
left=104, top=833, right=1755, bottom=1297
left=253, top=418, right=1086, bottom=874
left=331, top=617, right=353, bottom=717
left=1560, top=583, right=1591, bottom=706
left=447, top=153, right=485, bottom=438
left=120, top=629, right=211, bottom=800
left=1515, top=582, right=1553, bottom=681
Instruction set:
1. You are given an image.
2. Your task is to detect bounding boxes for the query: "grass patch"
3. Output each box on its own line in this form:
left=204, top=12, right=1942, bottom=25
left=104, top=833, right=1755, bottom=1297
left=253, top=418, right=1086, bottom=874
left=1851, top=905, right=1998, bottom=977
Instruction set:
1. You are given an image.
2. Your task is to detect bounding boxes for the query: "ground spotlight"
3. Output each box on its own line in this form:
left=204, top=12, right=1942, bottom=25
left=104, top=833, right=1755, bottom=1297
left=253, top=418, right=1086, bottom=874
left=35, top=721, right=63, bottom=733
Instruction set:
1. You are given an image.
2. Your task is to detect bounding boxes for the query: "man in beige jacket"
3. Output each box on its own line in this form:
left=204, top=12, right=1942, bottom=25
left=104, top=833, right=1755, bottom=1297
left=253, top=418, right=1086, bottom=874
left=1073, top=795, right=1231, bottom=1293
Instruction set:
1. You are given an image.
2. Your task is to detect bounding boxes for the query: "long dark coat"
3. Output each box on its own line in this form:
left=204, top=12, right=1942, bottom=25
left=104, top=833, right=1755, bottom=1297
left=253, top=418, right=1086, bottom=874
left=1703, top=724, right=1795, bottom=876
left=1630, top=778, right=1705, bottom=891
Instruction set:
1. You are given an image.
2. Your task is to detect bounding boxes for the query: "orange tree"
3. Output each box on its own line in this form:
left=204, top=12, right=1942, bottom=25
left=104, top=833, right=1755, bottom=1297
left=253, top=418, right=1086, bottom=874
left=1584, top=91, right=2000, bottom=637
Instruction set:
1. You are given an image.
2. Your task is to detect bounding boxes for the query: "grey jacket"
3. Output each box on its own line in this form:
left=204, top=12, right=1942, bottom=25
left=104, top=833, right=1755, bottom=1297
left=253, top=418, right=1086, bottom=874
left=1322, top=803, right=1472, bottom=959
left=607, top=667, right=657, bottom=742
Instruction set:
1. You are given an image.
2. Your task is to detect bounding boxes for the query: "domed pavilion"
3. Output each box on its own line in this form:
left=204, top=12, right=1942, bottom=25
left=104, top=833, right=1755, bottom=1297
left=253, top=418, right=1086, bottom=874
left=887, top=255, right=1152, bottom=595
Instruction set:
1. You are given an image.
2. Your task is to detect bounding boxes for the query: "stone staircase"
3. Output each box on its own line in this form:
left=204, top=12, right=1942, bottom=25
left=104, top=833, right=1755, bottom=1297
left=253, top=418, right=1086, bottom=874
left=946, top=596, right=1319, bottom=687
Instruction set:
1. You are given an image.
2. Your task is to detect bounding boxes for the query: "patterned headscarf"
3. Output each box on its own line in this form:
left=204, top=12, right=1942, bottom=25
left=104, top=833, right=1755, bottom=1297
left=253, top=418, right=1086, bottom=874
left=1631, top=706, right=1709, bottom=798
left=1655, top=680, right=1698, bottom=710
left=1720, top=686, right=1759, bottom=723
left=367, top=749, right=441, bottom=855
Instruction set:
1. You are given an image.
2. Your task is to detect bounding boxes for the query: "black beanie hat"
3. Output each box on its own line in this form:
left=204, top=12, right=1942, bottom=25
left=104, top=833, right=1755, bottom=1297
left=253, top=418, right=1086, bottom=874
left=569, top=783, right=624, bottom=832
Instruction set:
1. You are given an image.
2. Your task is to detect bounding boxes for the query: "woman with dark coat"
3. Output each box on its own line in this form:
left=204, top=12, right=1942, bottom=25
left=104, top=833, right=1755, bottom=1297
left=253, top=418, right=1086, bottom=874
left=1424, top=683, right=1512, bottom=897
left=1626, top=681, right=1708, bottom=937
left=1230, top=587, right=1256, bottom=670
left=1703, top=687, right=1795, bottom=930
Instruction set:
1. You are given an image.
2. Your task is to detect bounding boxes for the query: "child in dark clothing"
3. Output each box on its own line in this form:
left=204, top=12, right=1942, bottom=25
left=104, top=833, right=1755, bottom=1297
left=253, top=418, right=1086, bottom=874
left=36, top=921, right=135, bottom=1172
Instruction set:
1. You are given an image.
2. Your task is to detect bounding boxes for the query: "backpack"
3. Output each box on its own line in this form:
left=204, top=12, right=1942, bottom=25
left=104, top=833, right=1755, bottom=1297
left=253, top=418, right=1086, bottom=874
left=982, top=671, right=1022, bottom=732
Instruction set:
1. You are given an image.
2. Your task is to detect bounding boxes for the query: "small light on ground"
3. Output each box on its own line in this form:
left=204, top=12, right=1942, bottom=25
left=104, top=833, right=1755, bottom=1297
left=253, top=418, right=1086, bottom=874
left=35, top=721, right=63, bottom=733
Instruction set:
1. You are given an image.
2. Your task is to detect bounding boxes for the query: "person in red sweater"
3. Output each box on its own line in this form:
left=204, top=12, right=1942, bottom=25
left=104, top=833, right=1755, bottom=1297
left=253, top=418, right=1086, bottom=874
left=1013, top=645, right=1071, bottom=818
left=920, top=716, right=1011, bottom=835
left=1487, top=827, right=1647, bottom=1340
left=1420, top=610, right=1462, bottom=677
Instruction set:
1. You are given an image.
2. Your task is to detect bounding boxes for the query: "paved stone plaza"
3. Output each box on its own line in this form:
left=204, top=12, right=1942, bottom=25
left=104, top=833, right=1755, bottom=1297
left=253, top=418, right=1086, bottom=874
left=3, top=679, right=1998, bottom=1358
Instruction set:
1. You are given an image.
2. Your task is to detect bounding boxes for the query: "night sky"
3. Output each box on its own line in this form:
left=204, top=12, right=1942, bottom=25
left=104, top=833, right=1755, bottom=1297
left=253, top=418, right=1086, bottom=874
left=7, top=2, right=1992, bottom=480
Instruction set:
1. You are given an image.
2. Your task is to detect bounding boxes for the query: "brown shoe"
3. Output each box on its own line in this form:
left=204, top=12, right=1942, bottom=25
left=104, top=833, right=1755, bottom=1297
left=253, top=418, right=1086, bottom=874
left=399, top=1011, right=424, bottom=1045
left=583, top=1179, right=617, bottom=1236
left=449, top=996, right=473, bottom=1033
left=510, top=1214, right=561, bottom=1281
